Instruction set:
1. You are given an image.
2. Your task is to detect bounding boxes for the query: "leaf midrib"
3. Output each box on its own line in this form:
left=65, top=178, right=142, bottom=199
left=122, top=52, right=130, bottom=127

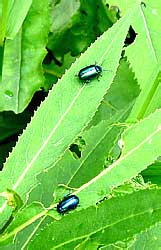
left=11, top=10, right=132, bottom=193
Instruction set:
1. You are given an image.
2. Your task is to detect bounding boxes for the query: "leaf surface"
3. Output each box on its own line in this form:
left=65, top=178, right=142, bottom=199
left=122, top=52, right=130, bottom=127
left=0, top=0, right=49, bottom=113
left=75, top=109, right=161, bottom=208
left=28, top=59, right=139, bottom=205
left=128, top=222, right=161, bottom=250
left=6, top=0, right=32, bottom=39
left=0, top=8, right=134, bottom=228
left=25, top=189, right=161, bottom=249
left=108, top=0, right=161, bottom=120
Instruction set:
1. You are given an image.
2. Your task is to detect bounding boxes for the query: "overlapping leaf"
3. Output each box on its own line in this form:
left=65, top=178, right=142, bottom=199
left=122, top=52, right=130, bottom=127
left=27, top=59, right=139, bottom=205
left=107, top=0, right=161, bottom=119
left=0, top=8, right=134, bottom=230
left=75, top=108, right=161, bottom=208
left=26, top=189, right=161, bottom=249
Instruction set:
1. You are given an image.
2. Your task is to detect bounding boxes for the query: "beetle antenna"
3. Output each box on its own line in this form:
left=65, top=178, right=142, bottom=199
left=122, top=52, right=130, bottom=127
left=103, top=69, right=113, bottom=72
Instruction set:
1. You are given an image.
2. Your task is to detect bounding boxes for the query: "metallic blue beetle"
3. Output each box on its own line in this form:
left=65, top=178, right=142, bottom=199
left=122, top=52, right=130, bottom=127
left=57, top=195, right=79, bottom=214
left=78, top=64, right=102, bottom=82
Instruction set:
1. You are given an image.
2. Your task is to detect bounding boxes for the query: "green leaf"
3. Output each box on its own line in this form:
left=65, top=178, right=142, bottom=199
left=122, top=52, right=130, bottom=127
left=143, top=71, right=161, bottom=117
left=48, top=0, right=81, bottom=56
left=0, top=194, right=12, bottom=231
left=48, top=0, right=113, bottom=58
left=6, top=0, right=32, bottom=39
left=89, top=59, right=139, bottom=126
left=29, top=120, right=125, bottom=205
left=125, top=0, right=161, bottom=119
left=104, top=222, right=161, bottom=250
left=0, top=1, right=32, bottom=44
left=26, top=188, right=161, bottom=249
left=0, top=0, right=8, bottom=45
left=0, top=202, right=46, bottom=246
left=43, top=53, right=76, bottom=87
left=28, top=59, right=139, bottom=205
left=142, top=159, right=161, bottom=187
left=107, top=1, right=161, bottom=120
left=0, top=0, right=49, bottom=113
left=128, top=222, right=161, bottom=250
left=75, top=108, right=161, bottom=209
left=0, top=8, right=134, bottom=229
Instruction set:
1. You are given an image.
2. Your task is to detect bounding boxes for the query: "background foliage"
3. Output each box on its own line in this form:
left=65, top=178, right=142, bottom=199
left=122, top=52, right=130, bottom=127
left=1, top=0, right=161, bottom=249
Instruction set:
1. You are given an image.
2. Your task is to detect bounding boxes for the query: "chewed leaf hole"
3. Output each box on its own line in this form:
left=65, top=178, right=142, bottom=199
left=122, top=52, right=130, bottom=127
left=69, top=136, right=86, bottom=159
left=69, top=144, right=81, bottom=159
left=124, top=25, right=137, bottom=46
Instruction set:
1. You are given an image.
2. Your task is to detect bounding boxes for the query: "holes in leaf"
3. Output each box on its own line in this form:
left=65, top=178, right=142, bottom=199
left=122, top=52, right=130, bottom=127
left=96, top=196, right=107, bottom=205
left=69, top=137, right=86, bottom=159
left=69, top=144, right=81, bottom=159
left=124, top=25, right=137, bottom=46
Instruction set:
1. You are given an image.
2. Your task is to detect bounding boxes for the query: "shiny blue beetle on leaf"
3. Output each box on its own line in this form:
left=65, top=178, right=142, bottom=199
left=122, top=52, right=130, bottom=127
left=78, top=64, right=102, bottom=83
left=57, top=195, right=79, bottom=214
